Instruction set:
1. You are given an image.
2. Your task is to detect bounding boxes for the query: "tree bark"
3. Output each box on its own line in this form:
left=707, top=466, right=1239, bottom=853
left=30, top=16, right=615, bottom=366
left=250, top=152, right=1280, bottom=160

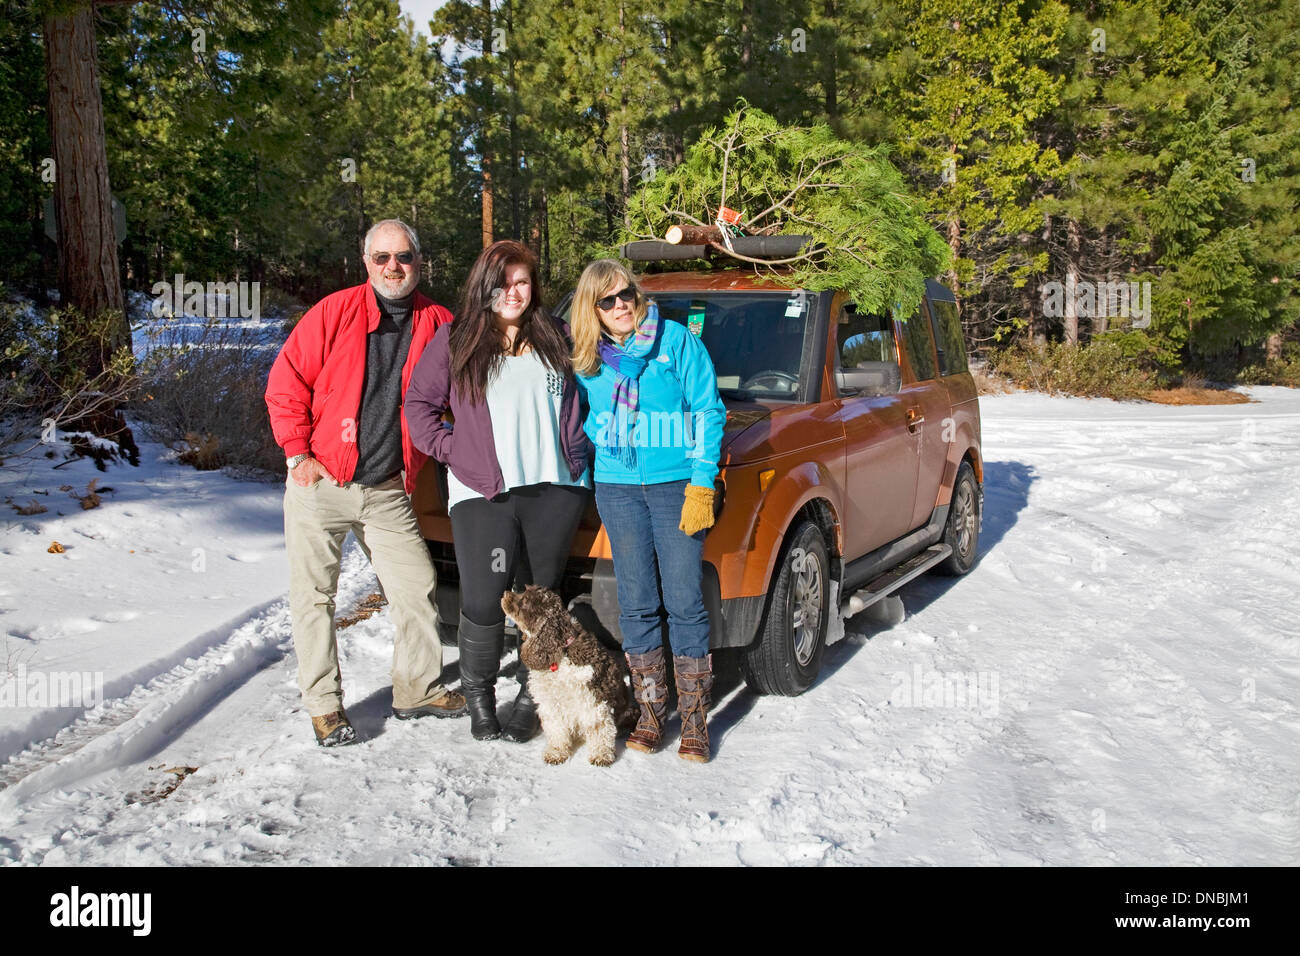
left=740, top=0, right=753, bottom=74
left=481, top=158, right=494, bottom=249
left=1032, top=212, right=1050, bottom=345
left=540, top=186, right=549, bottom=285
left=619, top=1, right=630, bottom=228
left=1063, top=217, right=1080, bottom=345
left=666, top=224, right=723, bottom=244
left=945, top=215, right=961, bottom=303
left=620, top=121, right=630, bottom=228
left=506, top=0, right=521, bottom=240
left=43, top=1, right=128, bottom=376
left=822, top=1, right=838, bottom=120
left=665, top=24, right=684, bottom=165
left=1266, top=332, right=1283, bottom=362
left=480, top=0, right=494, bottom=248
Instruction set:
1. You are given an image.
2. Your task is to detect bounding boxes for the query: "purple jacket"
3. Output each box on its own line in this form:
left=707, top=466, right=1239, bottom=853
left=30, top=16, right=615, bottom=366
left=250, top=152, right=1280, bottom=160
left=404, top=321, right=591, bottom=500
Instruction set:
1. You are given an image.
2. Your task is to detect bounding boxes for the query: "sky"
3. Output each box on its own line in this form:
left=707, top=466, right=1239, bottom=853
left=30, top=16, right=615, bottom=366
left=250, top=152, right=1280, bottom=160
left=399, top=0, right=446, bottom=36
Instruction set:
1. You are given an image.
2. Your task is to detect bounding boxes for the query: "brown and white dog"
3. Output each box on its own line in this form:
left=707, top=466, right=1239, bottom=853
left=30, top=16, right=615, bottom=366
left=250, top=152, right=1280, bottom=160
left=501, top=586, right=634, bottom=766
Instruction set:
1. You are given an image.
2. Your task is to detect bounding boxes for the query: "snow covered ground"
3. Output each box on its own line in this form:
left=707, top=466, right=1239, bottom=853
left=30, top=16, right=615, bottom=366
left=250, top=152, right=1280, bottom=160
left=1, top=387, right=1297, bottom=866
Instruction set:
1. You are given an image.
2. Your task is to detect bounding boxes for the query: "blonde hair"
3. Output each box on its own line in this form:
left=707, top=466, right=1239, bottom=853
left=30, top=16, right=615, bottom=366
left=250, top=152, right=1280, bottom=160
left=571, top=259, right=649, bottom=376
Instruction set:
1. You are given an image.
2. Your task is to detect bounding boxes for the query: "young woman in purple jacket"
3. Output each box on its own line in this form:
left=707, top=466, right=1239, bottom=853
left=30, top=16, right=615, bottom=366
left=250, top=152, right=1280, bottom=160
left=405, top=240, right=592, bottom=742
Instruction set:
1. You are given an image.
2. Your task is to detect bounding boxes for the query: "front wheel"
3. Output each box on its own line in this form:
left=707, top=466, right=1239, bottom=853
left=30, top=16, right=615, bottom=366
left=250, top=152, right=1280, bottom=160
left=936, top=460, right=980, bottom=576
left=741, top=520, right=830, bottom=696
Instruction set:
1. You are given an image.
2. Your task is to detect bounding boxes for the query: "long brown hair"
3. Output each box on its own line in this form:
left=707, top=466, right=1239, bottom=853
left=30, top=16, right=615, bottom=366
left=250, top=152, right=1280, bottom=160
left=570, top=259, right=648, bottom=377
left=449, top=240, right=573, bottom=404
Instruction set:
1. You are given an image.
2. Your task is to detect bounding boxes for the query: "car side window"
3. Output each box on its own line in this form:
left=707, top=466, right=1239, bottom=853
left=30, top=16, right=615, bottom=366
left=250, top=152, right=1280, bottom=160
left=929, top=298, right=969, bottom=376
left=836, top=305, right=896, bottom=370
left=900, top=305, right=939, bottom=382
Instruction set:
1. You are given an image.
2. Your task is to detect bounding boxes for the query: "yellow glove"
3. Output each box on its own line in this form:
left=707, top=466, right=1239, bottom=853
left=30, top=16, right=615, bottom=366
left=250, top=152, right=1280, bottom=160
left=679, top=484, right=716, bottom=535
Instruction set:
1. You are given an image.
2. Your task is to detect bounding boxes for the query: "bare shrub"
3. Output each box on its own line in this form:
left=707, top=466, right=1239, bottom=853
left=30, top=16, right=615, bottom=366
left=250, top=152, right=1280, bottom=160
left=134, top=320, right=283, bottom=476
left=1238, top=349, right=1300, bottom=388
left=0, top=292, right=139, bottom=463
left=969, top=358, right=1013, bottom=395
left=986, top=339, right=1157, bottom=401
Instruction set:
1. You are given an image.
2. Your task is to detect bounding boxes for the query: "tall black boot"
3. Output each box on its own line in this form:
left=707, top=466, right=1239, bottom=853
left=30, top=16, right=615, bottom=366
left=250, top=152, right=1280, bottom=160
left=500, top=664, right=540, bottom=743
left=457, top=613, right=502, bottom=740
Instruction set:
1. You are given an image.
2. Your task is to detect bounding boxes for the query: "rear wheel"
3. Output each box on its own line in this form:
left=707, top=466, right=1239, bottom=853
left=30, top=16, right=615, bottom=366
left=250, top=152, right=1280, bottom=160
left=936, top=461, right=979, bottom=576
left=741, top=521, right=830, bottom=696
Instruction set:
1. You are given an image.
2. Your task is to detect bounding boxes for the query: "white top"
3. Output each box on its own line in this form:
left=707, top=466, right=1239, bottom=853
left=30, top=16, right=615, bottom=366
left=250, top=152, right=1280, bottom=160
left=446, top=350, right=591, bottom=510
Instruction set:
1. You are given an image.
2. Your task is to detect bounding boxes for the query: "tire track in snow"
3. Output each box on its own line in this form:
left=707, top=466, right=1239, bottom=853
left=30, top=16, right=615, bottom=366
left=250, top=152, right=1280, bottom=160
left=0, top=545, right=380, bottom=811
left=0, top=601, right=293, bottom=809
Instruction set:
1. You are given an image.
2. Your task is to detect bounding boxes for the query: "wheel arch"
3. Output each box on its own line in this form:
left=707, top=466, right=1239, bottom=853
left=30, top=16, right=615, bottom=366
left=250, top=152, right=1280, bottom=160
left=744, top=460, right=843, bottom=603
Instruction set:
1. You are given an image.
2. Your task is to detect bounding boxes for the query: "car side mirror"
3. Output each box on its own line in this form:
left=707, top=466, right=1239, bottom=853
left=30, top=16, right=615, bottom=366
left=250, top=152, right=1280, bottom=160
left=836, top=361, right=901, bottom=397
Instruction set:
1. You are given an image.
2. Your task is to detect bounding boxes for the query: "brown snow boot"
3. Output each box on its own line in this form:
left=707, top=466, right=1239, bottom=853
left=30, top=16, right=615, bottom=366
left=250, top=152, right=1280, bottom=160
left=624, top=647, right=668, bottom=753
left=311, top=710, right=357, bottom=748
left=673, top=655, right=712, bottom=763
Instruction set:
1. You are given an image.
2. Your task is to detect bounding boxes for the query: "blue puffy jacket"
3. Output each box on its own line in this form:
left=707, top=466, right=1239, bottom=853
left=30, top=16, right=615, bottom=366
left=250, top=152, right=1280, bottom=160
left=576, top=310, right=726, bottom=489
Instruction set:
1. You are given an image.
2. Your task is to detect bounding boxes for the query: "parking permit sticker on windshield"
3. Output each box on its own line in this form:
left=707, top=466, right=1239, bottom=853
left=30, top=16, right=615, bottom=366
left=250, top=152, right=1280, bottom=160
left=785, top=296, right=805, bottom=317
left=688, top=306, right=705, bottom=337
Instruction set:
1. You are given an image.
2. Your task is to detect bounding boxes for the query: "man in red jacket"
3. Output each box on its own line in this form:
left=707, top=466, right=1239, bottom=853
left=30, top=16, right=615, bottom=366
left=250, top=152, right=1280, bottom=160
left=266, top=219, right=466, bottom=746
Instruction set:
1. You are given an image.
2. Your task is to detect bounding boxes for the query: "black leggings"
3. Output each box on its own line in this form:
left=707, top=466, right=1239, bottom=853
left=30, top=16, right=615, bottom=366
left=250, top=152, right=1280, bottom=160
left=449, top=482, right=590, bottom=626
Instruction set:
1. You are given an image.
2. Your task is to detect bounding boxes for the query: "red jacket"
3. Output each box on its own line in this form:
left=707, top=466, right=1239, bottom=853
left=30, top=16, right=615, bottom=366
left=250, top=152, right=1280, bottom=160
left=265, top=282, right=453, bottom=493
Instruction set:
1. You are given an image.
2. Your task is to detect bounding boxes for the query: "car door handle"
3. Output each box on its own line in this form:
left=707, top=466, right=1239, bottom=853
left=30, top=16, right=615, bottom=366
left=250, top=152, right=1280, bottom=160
left=906, top=407, right=925, bottom=431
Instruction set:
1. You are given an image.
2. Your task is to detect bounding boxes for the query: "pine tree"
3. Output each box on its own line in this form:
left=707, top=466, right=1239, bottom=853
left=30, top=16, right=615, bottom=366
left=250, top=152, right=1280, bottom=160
left=624, top=104, right=952, bottom=317
left=0, top=9, right=51, bottom=295
left=867, top=0, right=1071, bottom=346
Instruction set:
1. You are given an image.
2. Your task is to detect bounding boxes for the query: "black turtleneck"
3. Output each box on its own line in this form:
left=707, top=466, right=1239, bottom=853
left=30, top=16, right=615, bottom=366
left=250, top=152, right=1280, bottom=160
left=352, top=287, right=415, bottom=485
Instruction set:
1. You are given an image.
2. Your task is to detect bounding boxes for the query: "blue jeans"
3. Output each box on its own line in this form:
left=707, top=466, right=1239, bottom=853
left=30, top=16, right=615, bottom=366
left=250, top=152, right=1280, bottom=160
left=594, top=479, right=710, bottom=658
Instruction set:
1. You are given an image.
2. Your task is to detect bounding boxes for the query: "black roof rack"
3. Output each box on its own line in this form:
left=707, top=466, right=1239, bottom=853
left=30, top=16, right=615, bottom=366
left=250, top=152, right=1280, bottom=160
left=621, top=234, right=813, bottom=263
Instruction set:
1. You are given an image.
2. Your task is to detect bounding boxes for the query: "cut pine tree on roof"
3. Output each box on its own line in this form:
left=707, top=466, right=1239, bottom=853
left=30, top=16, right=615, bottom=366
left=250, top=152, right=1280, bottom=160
left=623, top=103, right=953, bottom=319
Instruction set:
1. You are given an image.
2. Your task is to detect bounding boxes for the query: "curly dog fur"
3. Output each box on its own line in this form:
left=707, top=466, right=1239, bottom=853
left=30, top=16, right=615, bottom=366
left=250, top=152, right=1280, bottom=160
left=501, top=585, right=634, bottom=766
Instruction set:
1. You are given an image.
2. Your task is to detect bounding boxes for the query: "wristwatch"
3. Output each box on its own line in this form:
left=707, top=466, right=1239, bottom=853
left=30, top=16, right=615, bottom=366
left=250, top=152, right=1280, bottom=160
left=286, top=453, right=311, bottom=471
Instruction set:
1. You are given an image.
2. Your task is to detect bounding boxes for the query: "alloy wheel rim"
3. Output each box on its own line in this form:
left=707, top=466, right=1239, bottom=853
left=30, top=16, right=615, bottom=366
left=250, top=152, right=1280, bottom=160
left=790, top=550, right=823, bottom=666
left=955, top=482, right=976, bottom=559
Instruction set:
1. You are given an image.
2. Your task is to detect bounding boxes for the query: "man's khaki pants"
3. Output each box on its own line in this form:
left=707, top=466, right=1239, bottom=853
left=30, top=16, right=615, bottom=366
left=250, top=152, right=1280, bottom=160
left=284, top=474, right=447, bottom=717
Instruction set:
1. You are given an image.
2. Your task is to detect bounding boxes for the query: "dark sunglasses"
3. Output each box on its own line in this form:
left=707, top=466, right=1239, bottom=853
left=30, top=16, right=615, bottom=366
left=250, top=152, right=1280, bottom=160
left=596, top=286, right=636, bottom=311
left=369, top=251, right=416, bottom=266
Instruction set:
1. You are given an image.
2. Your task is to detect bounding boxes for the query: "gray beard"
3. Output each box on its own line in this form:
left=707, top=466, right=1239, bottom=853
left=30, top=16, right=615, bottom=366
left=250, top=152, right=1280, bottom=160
left=372, top=274, right=418, bottom=299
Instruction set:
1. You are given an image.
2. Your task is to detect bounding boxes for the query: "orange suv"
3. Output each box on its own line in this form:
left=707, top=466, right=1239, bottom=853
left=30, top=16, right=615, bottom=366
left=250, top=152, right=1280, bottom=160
left=412, top=267, right=983, bottom=696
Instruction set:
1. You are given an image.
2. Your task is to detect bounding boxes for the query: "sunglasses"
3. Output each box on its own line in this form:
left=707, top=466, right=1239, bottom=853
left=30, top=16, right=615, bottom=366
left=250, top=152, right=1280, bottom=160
left=596, top=286, right=636, bottom=311
left=369, top=251, right=416, bottom=266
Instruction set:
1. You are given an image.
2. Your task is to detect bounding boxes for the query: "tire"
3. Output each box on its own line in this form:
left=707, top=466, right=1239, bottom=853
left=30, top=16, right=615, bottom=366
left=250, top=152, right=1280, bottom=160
left=741, top=520, right=830, bottom=696
left=935, top=460, right=980, bottom=576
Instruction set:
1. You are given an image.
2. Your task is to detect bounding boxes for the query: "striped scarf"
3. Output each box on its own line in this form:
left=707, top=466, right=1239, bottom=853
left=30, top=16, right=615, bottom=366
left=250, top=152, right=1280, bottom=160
left=596, top=302, right=660, bottom=468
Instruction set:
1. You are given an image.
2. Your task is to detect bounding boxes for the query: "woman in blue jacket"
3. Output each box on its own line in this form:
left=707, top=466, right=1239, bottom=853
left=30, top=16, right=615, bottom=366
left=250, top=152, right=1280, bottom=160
left=570, top=259, right=725, bottom=762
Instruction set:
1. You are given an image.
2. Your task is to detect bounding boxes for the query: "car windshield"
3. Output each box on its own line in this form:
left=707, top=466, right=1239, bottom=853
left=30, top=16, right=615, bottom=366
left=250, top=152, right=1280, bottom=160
left=559, top=290, right=810, bottom=400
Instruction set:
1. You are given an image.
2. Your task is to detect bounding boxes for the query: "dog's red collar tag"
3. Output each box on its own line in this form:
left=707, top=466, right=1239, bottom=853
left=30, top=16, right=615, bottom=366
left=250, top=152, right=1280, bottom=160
left=549, top=662, right=559, bottom=672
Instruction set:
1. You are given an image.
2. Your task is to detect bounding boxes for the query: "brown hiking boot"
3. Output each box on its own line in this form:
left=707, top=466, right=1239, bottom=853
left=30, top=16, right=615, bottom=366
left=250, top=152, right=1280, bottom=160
left=625, top=647, right=668, bottom=753
left=311, top=710, right=357, bottom=748
left=674, top=655, right=712, bottom=763
left=392, top=689, right=468, bottom=720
